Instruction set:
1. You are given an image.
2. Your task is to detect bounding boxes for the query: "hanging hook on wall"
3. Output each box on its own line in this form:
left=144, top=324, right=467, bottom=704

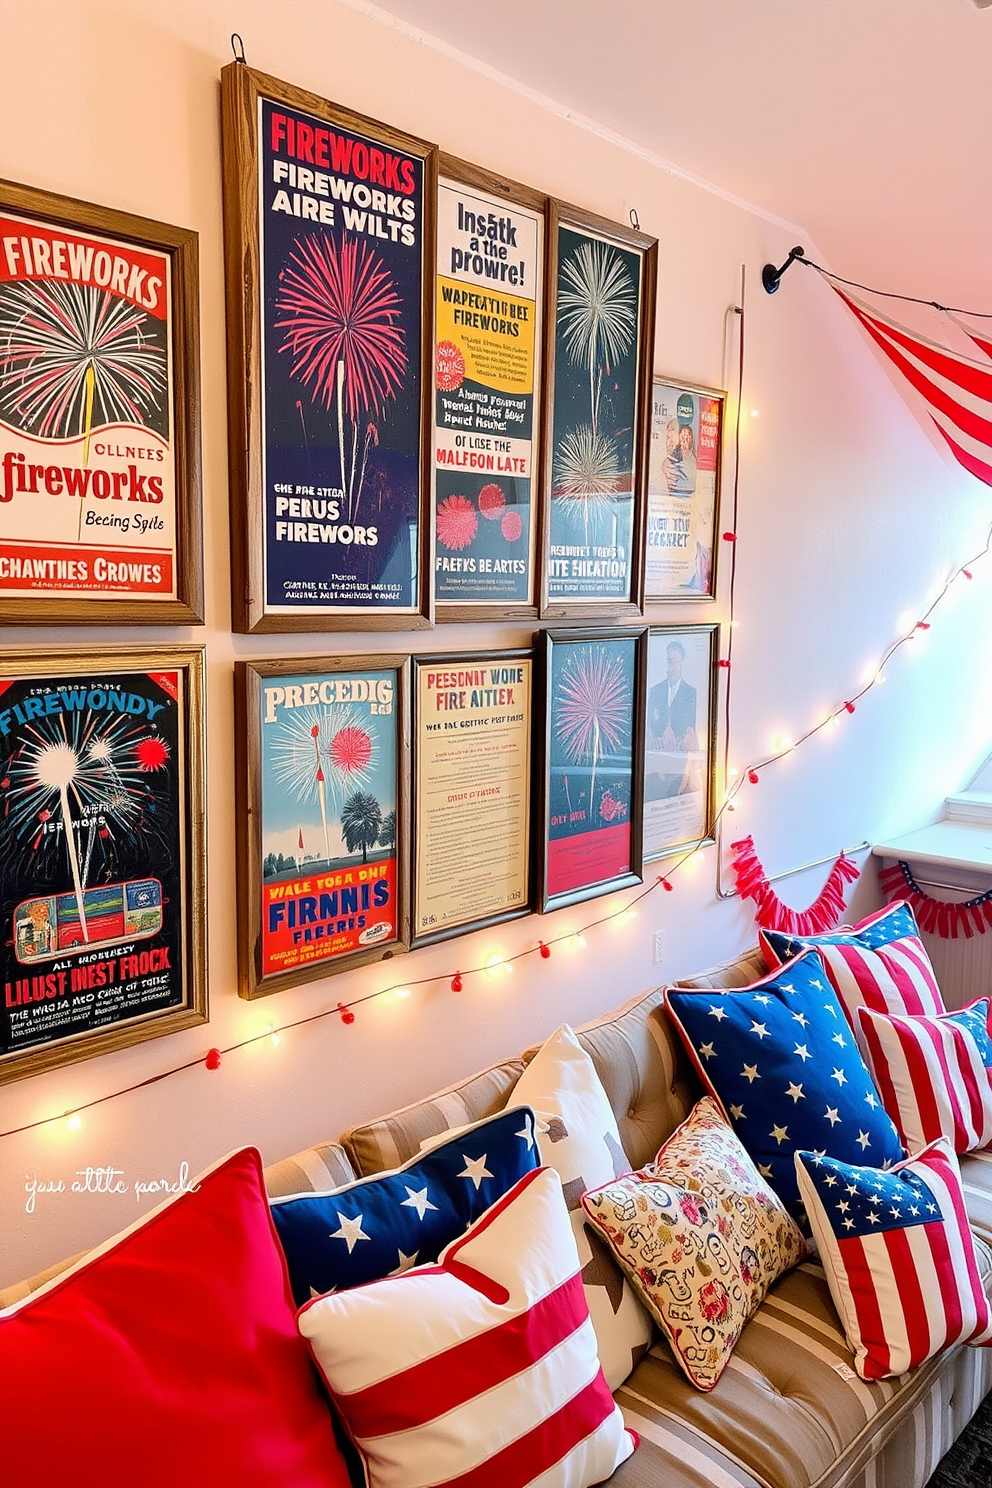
left=761, top=245, right=805, bottom=295
left=629, top=207, right=641, bottom=233
left=231, top=33, right=247, bottom=64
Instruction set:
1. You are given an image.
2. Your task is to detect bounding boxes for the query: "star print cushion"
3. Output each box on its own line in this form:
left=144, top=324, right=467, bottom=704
left=795, top=1140, right=992, bottom=1379
left=665, top=949, right=904, bottom=1226
left=270, top=1106, right=539, bottom=1304
left=857, top=999, right=992, bottom=1156
left=300, top=1166, right=637, bottom=1488
left=760, top=901, right=946, bottom=1042
left=581, top=1097, right=805, bottom=1391
left=0, top=1148, right=352, bottom=1488
left=512, top=1024, right=654, bottom=1388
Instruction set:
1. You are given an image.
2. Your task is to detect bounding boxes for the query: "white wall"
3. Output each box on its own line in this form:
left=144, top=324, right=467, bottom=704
left=1, top=0, right=990, bottom=1287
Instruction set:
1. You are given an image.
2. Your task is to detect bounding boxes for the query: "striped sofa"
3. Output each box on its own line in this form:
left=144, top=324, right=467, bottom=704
left=4, top=946, right=992, bottom=1488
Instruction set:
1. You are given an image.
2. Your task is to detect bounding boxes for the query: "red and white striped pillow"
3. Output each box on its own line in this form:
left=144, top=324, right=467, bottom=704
left=299, top=1166, right=636, bottom=1488
left=858, top=999, right=992, bottom=1155
left=760, top=901, right=945, bottom=1037
left=796, top=1139, right=992, bottom=1380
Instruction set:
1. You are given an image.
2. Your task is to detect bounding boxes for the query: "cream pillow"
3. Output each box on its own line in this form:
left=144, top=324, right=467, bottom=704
left=512, top=1024, right=654, bottom=1388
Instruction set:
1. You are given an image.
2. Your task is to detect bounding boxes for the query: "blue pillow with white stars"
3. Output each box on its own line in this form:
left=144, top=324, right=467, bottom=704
left=665, top=949, right=904, bottom=1227
left=270, top=1105, right=539, bottom=1305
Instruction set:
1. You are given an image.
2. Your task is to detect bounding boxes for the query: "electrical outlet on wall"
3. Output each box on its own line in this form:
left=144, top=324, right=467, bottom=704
left=653, top=931, right=665, bottom=965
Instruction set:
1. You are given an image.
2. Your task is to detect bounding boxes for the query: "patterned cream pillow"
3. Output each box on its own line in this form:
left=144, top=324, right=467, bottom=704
left=581, top=1096, right=805, bottom=1391
left=512, top=1025, right=654, bottom=1389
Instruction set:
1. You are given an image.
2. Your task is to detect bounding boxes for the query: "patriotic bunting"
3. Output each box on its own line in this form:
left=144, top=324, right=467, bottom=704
left=832, top=284, right=992, bottom=488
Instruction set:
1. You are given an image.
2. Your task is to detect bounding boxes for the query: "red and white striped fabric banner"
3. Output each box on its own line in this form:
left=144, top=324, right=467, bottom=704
left=299, top=1166, right=636, bottom=1488
left=834, top=285, right=992, bottom=487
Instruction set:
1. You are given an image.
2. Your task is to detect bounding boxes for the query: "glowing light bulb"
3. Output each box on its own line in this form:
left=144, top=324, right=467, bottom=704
left=266, top=1023, right=281, bottom=1047
left=394, top=986, right=412, bottom=1000
left=65, top=1113, right=82, bottom=1132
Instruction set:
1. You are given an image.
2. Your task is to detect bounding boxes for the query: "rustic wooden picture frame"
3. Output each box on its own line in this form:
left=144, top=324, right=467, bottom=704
left=235, top=654, right=411, bottom=998
left=434, top=155, right=547, bottom=624
left=642, top=623, right=719, bottom=862
left=411, top=647, right=533, bottom=946
left=645, top=377, right=725, bottom=602
left=540, top=201, right=657, bottom=621
left=0, top=645, right=207, bottom=1085
left=536, top=626, right=646, bottom=913
left=0, top=177, right=203, bottom=625
left=221, top=63, right=438, bottom=634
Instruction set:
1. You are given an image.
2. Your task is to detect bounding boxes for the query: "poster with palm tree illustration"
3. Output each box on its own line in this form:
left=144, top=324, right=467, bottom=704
left=539, top=628, right=644, bottom=912
left=221, top=66, right=437, bottom=632
left=542, top=205, right=656, bottom=618
left=236, top=656, right=409, bottom=998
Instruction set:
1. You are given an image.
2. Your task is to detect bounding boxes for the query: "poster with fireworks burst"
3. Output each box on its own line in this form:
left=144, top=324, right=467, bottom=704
left=0, top=648, right=206, bottom=1083
left=433, top=170, right=543, bottom=613
left=539, top=629, right=644, bottom=912
left=0, top=184, right=202, bottom=624
left=646, top=380, right=723, bottom=601
left=542, top=205, right=656, bottom=618
left=238, top=658, right=409, bottom=996
left=222, top=65, right=437, bottom=631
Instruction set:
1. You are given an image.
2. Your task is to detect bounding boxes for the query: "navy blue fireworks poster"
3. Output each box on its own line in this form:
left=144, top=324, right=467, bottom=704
left=0, top=668, right=184, bottom=1058
left=547, top=225, right=642, bottom=604
left=259, top=99, right=425, bottom=613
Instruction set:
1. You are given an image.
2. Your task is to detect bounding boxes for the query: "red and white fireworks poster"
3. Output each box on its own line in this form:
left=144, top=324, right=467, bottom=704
left=0, top=665, right=188, bottom=1066
left=0, top=212, right=179, bottom=602
left=542, top=631, right=641, bottom=910
left=433, top=179, right=542, bottom=608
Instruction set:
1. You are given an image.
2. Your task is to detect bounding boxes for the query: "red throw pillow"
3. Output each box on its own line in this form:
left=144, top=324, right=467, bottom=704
left=0, top=1147, right=350, bottom=1488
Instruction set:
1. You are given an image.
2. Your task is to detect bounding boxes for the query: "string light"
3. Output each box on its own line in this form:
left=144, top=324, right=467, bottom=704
left=5, top=430, right=991, bottom=1146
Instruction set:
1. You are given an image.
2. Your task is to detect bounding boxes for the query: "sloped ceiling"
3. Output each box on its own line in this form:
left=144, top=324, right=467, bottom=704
left=359, top=0, right=992, bottom=309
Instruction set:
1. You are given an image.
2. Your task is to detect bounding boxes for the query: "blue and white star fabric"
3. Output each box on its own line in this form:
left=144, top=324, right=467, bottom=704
left=665, top=949, right=903, bottom=1225
left=271, top=1106, right=539, bottom=1304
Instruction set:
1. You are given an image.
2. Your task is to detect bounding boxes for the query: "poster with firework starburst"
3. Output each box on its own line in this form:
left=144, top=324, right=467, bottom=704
left=542, top=205, right=656, bottom=619
left=539, top=629, right=644, bottom=912
left=433, top=167, right=544, bottom=616
left=237, top=658, right=409, bottom=997
left=222, top=66, right=436, bottom=632
left=0, top=181, right=202, bottom=624
left=0, top=648, right=206, bottom=1084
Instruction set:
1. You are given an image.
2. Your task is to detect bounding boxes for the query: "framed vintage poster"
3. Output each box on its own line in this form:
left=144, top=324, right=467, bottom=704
left=236, top=655, right=410, bottom=998
left=0, top=178, right=203, bottom=624
left=434, top=158, right=545, bottom=621
left=642, top=625, right=718, bottom=861
left=646, top=379, right=724, bottom=600
left=412, top=649, right=532, bottom=945
left=221, top=64, right=437, bottom=633
left=541, top=202, right=657, bottom=620
left=537, top=628, right=644, bottom=913
left=0, top=645, right=207, bottom=1084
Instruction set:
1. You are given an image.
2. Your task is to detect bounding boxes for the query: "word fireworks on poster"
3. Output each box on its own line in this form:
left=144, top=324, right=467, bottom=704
left=646, top=380, right=723, bottom=600
left=539, top=629, right=643, bottom=912
left=222, top=65, right=437, bottom=631
left=0, top=181, right=202, bottom=623
left=0, top=649, right=206, bottom=1084
left=413, top=651, right=532, bottom=944
left=433, top=173, right=543, bottom=613
left=543, top=205, right=656, bottom=617
left=238, top=658, right=409, bottom=997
